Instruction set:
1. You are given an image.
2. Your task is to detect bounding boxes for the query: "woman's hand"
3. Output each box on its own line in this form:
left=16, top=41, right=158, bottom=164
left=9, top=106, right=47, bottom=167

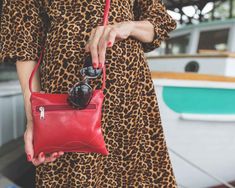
left=85, top=21, right=135, bottom=69
left=24, top=120, right=64, bottom=166
left=16, top=59, right=65, bottom=166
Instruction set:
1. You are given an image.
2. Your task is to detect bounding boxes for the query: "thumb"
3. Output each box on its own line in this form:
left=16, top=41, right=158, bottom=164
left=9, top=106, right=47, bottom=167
left=24, top=126, right=34, bottom=161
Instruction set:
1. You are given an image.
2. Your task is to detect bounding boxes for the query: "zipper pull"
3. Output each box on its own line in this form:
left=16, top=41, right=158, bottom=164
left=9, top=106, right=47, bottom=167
left=39, top=106, right=45, bottom=120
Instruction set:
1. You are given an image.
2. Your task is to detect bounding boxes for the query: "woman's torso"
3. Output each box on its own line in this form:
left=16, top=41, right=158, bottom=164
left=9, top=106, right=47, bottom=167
left=39, top=0, right=146, bottom=93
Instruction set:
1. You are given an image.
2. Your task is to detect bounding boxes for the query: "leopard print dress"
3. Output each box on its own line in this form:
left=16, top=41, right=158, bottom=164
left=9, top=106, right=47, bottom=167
left=0, top=0, right=177, bottom=187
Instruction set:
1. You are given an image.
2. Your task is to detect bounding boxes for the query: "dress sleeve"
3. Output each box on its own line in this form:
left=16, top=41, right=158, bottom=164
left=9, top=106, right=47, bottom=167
left=133, top=0, right=177, bottom=53
left=0, top=0, right=47, bottom=64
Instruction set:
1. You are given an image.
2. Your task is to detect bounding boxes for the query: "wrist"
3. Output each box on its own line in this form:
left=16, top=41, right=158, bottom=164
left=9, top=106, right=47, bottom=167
left=128, top=20, right=155, bottom=43
left=27, top=119, right=33, bottom=124
left=26, top=119, right=33, bottom=129
left=129, top=21, right=137, bottom=38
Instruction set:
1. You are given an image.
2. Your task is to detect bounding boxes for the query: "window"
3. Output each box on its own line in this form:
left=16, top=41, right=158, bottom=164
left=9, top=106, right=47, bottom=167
left=197, top=28, right=229, bottom=52
left=0, top=63, right=18, bottom=82
left=165, top=34, right=190, bottom=55
left=185, top=61, right=200, bottom=73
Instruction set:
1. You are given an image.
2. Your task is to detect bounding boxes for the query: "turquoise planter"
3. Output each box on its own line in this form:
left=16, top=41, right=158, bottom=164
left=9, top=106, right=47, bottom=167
left=162, top=87, right=235, bottom=114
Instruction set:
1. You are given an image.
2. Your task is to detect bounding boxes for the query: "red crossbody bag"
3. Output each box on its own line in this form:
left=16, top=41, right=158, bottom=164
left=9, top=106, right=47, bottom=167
left=29, top=0, right=111, bottom=158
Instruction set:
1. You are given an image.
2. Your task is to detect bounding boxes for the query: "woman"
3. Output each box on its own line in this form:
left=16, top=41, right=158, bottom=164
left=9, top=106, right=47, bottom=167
left=0, top=0, right=177, bottom=187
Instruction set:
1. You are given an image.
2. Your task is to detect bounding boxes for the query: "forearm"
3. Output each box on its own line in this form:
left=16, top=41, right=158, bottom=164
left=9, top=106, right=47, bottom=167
left=16, top=60, right=41, bottom=124
left=129, top=20, right=155, bottom=43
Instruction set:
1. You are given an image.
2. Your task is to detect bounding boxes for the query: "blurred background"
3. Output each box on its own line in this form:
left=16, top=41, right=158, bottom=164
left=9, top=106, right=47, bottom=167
left=1, top=0, right=235, bottom=187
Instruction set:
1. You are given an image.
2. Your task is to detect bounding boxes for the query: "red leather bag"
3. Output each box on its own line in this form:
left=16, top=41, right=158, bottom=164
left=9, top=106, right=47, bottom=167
left=29, top=0, right=111, bottom=158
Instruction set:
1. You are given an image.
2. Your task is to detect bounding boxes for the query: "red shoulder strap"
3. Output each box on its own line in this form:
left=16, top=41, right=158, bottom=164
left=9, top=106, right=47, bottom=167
left=29, top=0, right=111, bottom=93
left=29, top=46, right=44, bottom=93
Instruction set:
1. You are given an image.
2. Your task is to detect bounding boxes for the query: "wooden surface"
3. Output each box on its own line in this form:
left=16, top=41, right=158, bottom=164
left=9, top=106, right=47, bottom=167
left=150, top=71, right=235, bottom=82
left=198, top=49, right=235, bottom=55
left=146, top=52, right=235, bottom=59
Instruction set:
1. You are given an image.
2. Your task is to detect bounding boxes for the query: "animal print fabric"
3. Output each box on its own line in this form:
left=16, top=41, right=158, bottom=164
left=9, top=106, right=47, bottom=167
left=0, top=0, right=177, bottom=187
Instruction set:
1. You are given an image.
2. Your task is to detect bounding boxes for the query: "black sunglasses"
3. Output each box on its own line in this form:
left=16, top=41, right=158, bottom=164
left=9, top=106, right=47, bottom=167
left=67, top=55, right=103, bottom=109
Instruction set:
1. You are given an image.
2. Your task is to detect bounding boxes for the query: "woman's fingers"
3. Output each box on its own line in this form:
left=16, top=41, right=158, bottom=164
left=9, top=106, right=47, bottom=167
left=44, top=152, right=58, bottom=163
left=84, top=21, right=135, bottom=69
left=85, top=24, right=123, bottom=69
left=107, top=27, right=118, bottom=48
left=89, top=26, right=105, bottom=68
left=86, top=25, right=115, bottom=68
left=24, top=134, right=34, bottom=162
left=38, top=152, right=46, bottom=163
left=31, top=152, right=60, bottom=166
left=98, top=26, right=112, bottom=68
left=45, top=152, right=57, bottom=162
left=32, top=152, right=45, bottom=166
left=24, top=124, right=34, bottom=163
left=58, top=151, right=65, bottom=155
left=85, top=28, right=96, bottom=53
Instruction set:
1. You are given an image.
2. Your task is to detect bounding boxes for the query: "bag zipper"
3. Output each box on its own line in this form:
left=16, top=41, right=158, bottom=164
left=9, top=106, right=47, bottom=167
left=36, top=104, right=97, bottom=120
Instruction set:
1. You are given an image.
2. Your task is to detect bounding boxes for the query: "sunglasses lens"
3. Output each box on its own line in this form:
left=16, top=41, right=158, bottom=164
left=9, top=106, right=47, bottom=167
left=69, top=82, right=92, bottom=108
left=80, top=67, right=102, bottom=78
left=69, top=54, right=104, bottom=108
left=80, top=56, right=102, bottom=78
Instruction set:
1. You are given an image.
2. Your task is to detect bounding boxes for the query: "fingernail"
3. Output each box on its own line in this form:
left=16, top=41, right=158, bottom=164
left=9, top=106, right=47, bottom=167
left=27, top=154, right=31, bottom=161
left=53, top=153, right=58, bottom=158
left=107, top=41, right=112, bottom=47
left=94, top=63, right=98, bottom=68
left=99, top=62, right=104, bottom=68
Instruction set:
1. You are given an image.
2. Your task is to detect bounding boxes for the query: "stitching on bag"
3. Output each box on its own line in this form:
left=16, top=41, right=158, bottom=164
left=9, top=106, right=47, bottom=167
left=37, top=140, right=107, bottom=150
